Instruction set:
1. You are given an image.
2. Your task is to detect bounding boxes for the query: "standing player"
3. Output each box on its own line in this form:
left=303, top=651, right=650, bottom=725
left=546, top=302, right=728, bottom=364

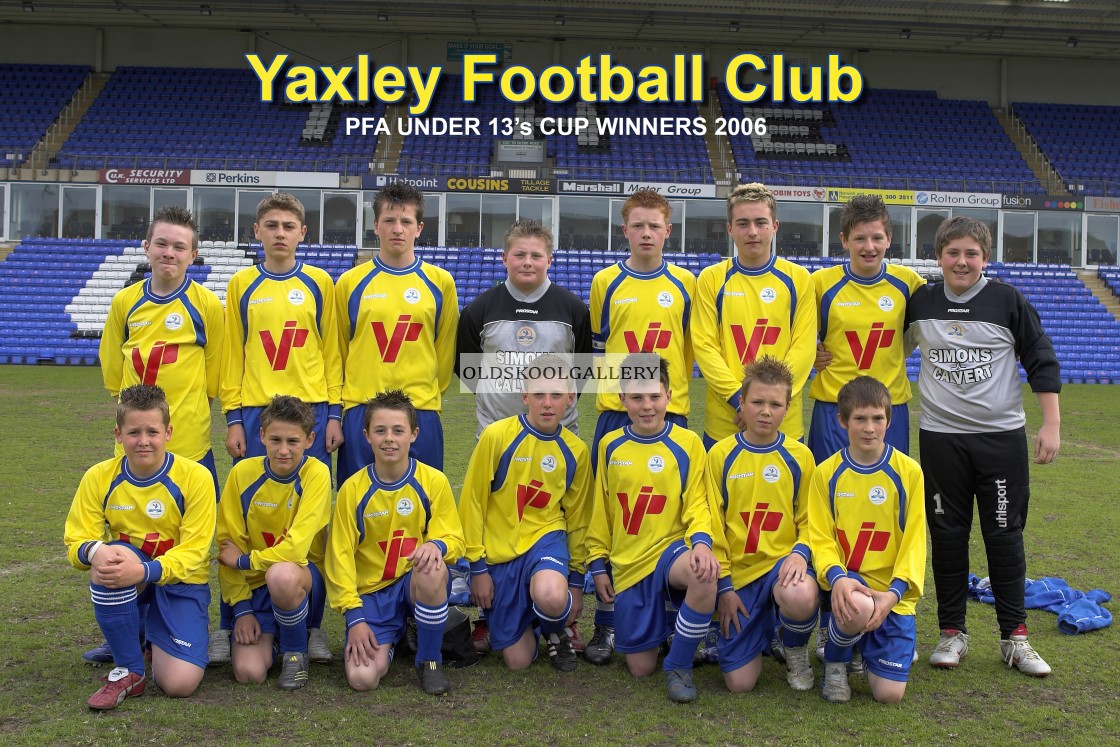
left=98, top=205, right=223, bottom=490
left=809, top=194, right=924, bottom=462
left=221, top=192, right=342, bottom=466
left=325, top=390, right=465, bottom=695
left=585, top=189, right=696, bottom=665
left=91, top=206, right=223, bottom=666
left=64, top=385, right=216, bottom=709
left=335, top=183, right=458, bottom=482
left=215, top=192, right=341, bottom=666
left=457, top=219, right=592, bottom=437
left=808, top=376, right=926, bottom=704
left=216, top=396, right=331, bottom=690
left=709, top=357, right=819, bottom=694
left=458, top=355, right=593, bottom=672
left=693, top=183, right=816, bottom=447
left=906, top=217, right=1060, bottom=677
left=586, top=355, right=718, bottom=703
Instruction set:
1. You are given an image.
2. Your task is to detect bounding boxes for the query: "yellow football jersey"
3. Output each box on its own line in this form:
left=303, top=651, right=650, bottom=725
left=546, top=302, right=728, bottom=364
left=99, top=278, right=224, bottom=461
left=64, top=453, right=216, bottom=585
left=458, top=415, right=593, bottom=576
left=325, top=459, right=464, bottom=616
left=586, top=423, right=712, bottom=593
left=709, top=432, right=815, bottom=590
left=811, top=263, right=925, bottom=404
left=335, top=258, right=458, bottom=412
left=216, top=455, right=331, bottom=606
left=221, top=262, right=342, bottom=414
left=590, top=261, right=695, bottom=416
left=807, top=446, right=926, bottom=615
left=693, top=256, right=816, bottom=441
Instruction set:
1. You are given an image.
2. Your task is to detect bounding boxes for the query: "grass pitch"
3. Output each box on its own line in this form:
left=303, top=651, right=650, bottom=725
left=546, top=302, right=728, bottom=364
left=0, top=366, right=1117, bottom=746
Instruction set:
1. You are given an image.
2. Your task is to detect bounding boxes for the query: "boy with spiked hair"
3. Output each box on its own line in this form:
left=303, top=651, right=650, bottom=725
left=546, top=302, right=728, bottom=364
left=906, top=216, right=1061, bottom=677
left=710, top=356, right=820, bottom=694
left=585, top=189, right=697, bottom=664
left=693, top=183, right=816, bottom=447
left=586, top=354, right=718, bottom=702
left=216, top=395, right=332, bottom=690
left=65, top=385, right=216, bottom=710
left=325, top=389, right=465, bottom=696
left=335, top=182, right=458, bottom=482
left=808, top=376, right=926, bottom=704
left=458, top=354, right=593, bottom=673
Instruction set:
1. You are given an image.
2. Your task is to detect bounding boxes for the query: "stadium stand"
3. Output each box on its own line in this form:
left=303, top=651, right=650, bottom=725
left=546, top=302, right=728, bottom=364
left=1013, top=102, right=1120, bottom=197
left=1, top=235, right=1117, bottom=382
left=720, top=87, right=1044, bottom=193
left=398, top=74, right=503, bottom=179
left=54, top=67, right=384, bottom=175
left=0, top=63, right=89, bottom=168
left=542, top=99, right=712, bottom=183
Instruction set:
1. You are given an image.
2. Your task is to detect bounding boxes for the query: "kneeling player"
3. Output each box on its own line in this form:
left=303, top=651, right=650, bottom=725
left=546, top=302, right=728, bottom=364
left=808, top=376, right=926, bottom=704
left=710, top=357, right=819, bottom=693
left=325, top=390, right=465, bottom=695
left=64, top=385, right=216, bottom=709
left=217, top=395, right=331, bottom=690
left=586, top=355, right=719, bottom=703
left=458, top=354, right=593, bottom=672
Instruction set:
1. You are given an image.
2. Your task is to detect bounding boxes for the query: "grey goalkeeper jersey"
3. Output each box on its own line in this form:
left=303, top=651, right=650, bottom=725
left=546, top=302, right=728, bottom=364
left=456, top=279, right=592, bottom=437
left=904, top=276, right=1061, bottom=434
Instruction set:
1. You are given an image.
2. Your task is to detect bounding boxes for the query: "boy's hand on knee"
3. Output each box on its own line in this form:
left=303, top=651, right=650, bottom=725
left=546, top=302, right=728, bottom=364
left=225, top=424, right=246, bottom=459
left=862, top=589, right=897, bottom=633
left=93, top=552, right=144, bottom=588
left=407, top=542, right=444, bottom=574
left=470, top=572, right=494, bottom=610
left=345, top=622, right=380, bottom=666
left=719, top=591, right=748, bottom=638
left=325, top=420, right=344, bottom=453
left=218, top=539, right=245, bottom=568
left=776, top=554, right=808, bottom=587
left=233, top=614, right=260, bottom=645
left=592, top=574, right=615, bottom=604
left=831, top=577, right=871, bottom=625
left=690, top=543, right=720, bottom=584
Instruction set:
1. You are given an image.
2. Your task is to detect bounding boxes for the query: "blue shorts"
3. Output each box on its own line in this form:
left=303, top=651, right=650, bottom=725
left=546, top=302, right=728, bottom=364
left=717, top=560, right=816, bottom=672
left=592, top=410, right=687, bottom=473
left=857, top=612, right=916, bottom=682
left=808, top=401, right=910, bottom=463
left=237, top=402, right=333, bottom=470
left=485, top=531, right=571, bottom=651
left=338, top=405, right=443, bottom=484
left=115, top=542, right=210, bottom=668
left=343, top=570, right=450, bottom=648
left=614, top=540, right=689, bottom=654
left=238, top=562, right=326, bottom=637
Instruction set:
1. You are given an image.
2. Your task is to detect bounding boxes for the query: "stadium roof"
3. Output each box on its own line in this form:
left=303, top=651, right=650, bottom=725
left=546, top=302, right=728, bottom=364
left=3, top=0, right=1120, bottom=61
